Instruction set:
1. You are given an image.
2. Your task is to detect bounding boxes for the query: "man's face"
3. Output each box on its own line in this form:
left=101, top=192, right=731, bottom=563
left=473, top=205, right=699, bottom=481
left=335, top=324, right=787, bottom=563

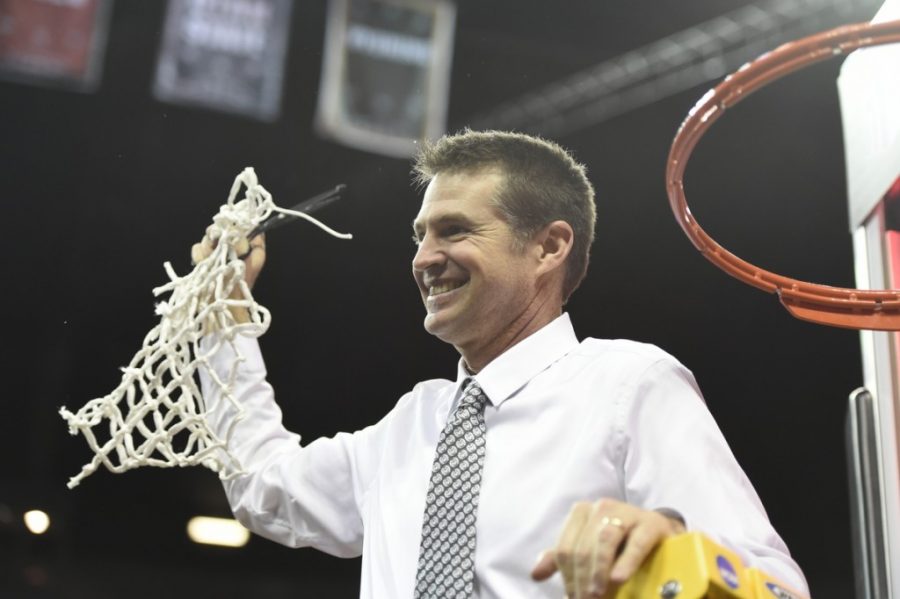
left=412, top=170, right=539, bottom=349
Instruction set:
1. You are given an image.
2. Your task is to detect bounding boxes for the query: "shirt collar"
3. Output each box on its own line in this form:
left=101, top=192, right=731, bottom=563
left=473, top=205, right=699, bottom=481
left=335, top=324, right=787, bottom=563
left=453, top=313, right=579, bottom=408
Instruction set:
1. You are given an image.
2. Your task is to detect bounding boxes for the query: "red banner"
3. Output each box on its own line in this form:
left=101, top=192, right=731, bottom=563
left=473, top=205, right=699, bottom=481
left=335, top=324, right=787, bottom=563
left=0, top=0, right=111, bottom=90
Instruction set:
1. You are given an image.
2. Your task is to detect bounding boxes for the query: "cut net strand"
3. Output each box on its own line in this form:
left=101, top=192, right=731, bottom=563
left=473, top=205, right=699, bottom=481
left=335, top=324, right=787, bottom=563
left=59, top=167, right=351, bottom=488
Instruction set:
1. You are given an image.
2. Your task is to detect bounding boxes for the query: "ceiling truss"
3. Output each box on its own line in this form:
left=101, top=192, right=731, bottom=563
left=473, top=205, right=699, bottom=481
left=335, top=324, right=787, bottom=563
left=467, top=0, right=882, bottom=137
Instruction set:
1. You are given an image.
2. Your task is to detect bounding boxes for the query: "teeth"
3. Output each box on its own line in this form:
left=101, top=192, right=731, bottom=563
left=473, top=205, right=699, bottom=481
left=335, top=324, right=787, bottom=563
left=429, top=281, right=464, bottom=296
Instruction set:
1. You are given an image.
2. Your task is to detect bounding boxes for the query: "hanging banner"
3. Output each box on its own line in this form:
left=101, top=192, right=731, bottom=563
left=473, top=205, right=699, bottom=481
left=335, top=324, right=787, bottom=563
left=315, top=0, right=456, bottom=157
left=0, top=0, right=112, bottom=91
left=153, top=0, right=293, bottom=121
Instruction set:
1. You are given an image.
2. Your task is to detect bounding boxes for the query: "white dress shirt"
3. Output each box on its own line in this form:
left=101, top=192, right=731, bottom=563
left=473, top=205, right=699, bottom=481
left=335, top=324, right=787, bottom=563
left=200, top=313, right=808, bottom=598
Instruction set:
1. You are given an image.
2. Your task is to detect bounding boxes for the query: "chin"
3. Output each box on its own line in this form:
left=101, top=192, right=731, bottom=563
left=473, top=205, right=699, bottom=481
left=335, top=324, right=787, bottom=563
left=423, top=313, right=460, bottom=343
left=423, top=314, right=446, bottom=337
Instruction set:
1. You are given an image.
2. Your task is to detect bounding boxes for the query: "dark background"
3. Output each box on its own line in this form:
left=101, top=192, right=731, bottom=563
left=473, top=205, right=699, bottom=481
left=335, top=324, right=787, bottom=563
left=0, top=1, right=878, bottom=597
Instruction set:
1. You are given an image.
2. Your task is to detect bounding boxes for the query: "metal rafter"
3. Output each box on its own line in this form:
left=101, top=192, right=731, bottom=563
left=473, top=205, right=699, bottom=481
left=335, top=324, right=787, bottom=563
left=466, top=0, right=882, bottom=137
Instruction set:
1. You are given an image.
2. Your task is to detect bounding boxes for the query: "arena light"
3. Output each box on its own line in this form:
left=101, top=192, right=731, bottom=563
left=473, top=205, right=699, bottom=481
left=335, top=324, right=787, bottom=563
left=23, top=510, right=50, bottom=535
left=186, top=516, right=250, bottom=548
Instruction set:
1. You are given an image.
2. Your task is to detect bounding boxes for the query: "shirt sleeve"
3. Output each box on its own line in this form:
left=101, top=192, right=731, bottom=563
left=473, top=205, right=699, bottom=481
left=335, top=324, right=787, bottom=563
left=618, top=357, right=809, bottom=596
left=198, top=334, right=388, bottom=558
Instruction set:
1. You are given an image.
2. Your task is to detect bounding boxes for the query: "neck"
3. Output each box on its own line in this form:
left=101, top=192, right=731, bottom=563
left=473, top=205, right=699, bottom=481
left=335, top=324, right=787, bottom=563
left=458, top=297, right=561, bottom=373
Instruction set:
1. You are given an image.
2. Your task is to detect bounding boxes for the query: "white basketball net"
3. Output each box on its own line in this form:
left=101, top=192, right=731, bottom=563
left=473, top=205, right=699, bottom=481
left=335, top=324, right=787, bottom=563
left=59, top=167, right=351, bottom=489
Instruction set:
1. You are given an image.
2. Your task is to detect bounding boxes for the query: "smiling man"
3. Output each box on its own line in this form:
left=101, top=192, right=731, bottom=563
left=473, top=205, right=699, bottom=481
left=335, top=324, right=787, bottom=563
left=197, top=130, right=808, bottom=598
left=412, top=169, right=566, bottom=372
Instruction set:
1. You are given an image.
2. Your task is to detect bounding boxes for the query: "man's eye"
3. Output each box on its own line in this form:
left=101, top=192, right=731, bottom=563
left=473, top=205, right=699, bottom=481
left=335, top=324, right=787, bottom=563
left=444, top=226, right=466, bottom=237
left=412, top=234, right=422, bottom=246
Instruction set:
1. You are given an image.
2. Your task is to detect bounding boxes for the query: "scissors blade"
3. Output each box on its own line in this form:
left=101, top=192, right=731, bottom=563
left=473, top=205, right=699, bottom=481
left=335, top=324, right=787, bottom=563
left=249, top=184, right=347, bottom=239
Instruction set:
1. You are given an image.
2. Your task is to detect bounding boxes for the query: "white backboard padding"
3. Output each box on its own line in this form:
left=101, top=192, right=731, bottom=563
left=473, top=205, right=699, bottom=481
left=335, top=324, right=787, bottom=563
left=839, top=0, right=900, bottom=229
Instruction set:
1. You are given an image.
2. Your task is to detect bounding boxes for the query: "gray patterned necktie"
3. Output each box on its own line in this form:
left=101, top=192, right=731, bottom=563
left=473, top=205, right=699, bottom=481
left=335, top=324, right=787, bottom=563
left=414, top=379, right=489, bottom=598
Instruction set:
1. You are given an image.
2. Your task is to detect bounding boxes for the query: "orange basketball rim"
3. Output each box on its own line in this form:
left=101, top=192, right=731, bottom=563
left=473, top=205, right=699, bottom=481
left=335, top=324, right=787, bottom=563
left=666, top=19, right=900, bottom=331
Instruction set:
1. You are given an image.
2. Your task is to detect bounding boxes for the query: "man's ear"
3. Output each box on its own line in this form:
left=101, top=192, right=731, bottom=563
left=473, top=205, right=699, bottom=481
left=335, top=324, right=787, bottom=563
left=534, top=220, right=573, bottom=276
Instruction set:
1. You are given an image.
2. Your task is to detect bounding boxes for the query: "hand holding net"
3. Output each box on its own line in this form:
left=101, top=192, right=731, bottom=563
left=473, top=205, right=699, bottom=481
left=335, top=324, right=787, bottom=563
left=59, top=168, right=351, bottom=488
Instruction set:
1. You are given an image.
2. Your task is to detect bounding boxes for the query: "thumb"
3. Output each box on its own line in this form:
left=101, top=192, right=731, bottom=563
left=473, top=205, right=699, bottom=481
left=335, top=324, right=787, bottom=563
left=530, top=550, right=558, bottom=581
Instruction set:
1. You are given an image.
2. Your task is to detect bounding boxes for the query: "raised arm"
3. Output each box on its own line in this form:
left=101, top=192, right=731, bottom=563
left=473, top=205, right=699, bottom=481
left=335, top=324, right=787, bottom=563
left=191, top=229, right=375, bottom=557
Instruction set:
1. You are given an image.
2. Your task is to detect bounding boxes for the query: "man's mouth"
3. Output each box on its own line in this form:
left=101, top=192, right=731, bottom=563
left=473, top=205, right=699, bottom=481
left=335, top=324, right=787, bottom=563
left=425, top=280, right=470, bottom=312
left=428, top=280, right=466, bottom=297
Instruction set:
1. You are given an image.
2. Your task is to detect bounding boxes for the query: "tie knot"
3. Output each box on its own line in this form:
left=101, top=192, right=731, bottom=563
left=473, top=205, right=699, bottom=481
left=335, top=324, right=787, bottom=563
left=458, top=379, right=488, bottom=414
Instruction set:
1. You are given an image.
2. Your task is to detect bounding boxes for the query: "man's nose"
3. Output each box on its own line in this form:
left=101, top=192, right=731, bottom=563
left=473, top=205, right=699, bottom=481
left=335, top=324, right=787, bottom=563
left=412, top=234, right=445, bottom=273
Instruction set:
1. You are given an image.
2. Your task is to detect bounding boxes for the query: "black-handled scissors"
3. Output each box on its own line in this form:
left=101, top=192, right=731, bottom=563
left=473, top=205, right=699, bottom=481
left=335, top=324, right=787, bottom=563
left=248, top=183, right=347, bottom=240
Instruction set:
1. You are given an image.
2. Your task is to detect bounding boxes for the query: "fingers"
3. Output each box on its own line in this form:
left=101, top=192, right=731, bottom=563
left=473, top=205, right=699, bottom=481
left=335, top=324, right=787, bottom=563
left=191, top=225, right=220, bottom=266
left=554, top=502, right=592, bottom=598
left=191, top=235, right=215, bottom=266
left=530, top=550, right=558, bottom=581
left=234, top=236, right=250, bottom=259
left=239, top=234, right=266, bottom=259
left=584, top=512, right=629, bottom=597
left=609, top=512, right=676, bottom=584
left=534, top=500, right=682, bottom=599
left=189, top=229, right=266, bottom=328
left=189, top=228, right=266, bottom=270
left=243, top=234, right=266, bottom=289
